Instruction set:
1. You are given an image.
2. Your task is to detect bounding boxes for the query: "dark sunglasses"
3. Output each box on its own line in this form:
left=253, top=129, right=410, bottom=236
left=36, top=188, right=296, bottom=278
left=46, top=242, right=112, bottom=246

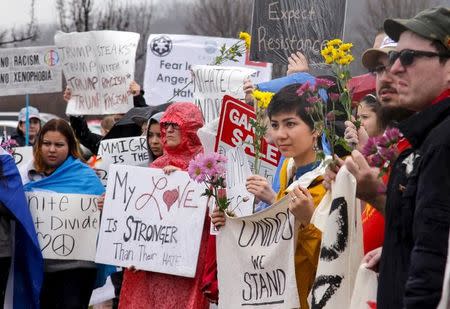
left=388, top=49, right=450, bottom=67
left=369, top=64, right=389, bottom=76
left=162, top=122, right=180, bottom=130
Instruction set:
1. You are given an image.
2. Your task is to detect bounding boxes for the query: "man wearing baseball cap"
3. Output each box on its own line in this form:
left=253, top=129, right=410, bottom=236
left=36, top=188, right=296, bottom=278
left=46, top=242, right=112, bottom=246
left=375, top=7, right=450, bottom=309
left=11, top=106, right=41, bottom=146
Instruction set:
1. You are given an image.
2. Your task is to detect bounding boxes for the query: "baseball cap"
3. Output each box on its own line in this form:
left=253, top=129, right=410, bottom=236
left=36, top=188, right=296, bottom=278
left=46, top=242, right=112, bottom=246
left=384, top=7, right=450, bottom=50
left=362, top=35, right=397, bottom=70
left=18, top=106, right=41, bottom=122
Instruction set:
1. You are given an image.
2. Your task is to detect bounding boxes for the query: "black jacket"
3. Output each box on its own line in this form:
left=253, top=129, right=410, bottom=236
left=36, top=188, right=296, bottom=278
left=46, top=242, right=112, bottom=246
left=378, top=97, right=450, bottom=309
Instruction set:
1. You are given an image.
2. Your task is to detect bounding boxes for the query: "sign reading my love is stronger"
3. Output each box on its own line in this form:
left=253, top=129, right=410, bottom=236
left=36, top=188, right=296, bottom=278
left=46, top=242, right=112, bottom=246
left=250, top=0, right=346, bottom=65
left=26, top=191, right=100, bottom=261
left=55, top=30, right=140, bottom=115
left=96, top=165, right=208, bottom=277
left=217, top=196, right=299, bottom=308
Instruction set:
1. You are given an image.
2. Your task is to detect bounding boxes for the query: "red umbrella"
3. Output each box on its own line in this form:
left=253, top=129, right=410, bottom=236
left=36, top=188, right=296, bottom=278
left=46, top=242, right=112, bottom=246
left=348, top=73, right=376, bottom=103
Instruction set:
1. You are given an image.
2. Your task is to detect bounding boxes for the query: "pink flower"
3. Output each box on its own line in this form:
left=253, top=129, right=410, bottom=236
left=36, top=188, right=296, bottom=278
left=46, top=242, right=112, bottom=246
left=362, top=137, right=379, bottom=157
left=296, top=82, right=312, bottom=97
left=315, top=78, right=335, bottom=89
left=379, top=146, right=397, bottom=162
left=306, top=96, right=321, bottom=104
left=329, top=92, right=340, bottom=102
left=201, top=153, right=220, bottom=176
left=326, top=111, right=335, bottom=121
left=188, top=159, right=206, bottom=183
left=369, top=153, right=384, bottom=168
left=384, top=127, right=402, bottom=145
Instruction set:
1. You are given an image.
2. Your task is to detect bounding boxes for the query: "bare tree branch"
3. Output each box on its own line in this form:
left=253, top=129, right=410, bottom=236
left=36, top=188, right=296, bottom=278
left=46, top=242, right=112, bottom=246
left=0, top=0, right=38, bottom=46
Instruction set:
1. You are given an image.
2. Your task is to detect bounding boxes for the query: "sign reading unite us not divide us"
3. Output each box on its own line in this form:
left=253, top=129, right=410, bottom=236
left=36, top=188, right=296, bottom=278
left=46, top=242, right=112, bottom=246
left=250, top=0, right=347, bottom=65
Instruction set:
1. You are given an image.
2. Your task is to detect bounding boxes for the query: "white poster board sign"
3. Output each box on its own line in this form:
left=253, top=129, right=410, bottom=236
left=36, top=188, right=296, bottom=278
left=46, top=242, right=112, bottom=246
left=26, top=191, right=100, bottom=261
left=96, top=136, right=149, bottom=186
left=225, top=147, right=254, bottom=217
left=192, top=65, right=255, bottom=124
left=217, top=197, right=299, bottom=308
left=143, top=34, right=272, bottom=106
left=12, top=146, right=33, bottom=168
left=55, top=30, right=140, bottom=115
left=96, top=165, right=208, bottom=277
left=0, top=46, right=62, bottom=96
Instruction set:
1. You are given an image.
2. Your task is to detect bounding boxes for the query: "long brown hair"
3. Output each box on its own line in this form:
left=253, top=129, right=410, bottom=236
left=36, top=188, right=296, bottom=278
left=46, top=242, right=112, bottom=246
left=33, top=119, right=83, bottom=173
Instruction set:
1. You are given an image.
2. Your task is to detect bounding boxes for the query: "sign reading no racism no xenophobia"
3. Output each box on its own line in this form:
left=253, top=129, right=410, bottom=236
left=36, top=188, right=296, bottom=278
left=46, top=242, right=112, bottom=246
left=217, top=197, right=299, bottom=308
left=250, top=0, right=347, bottom=65
left=26, top=191, right=100, bottom=261
left=55, top=31, right=140, bottom=115
left=96, top=165, right=208, bottom=277
left=143, top=34, right=273, bottom=106
left=96, top=136, right=149, bottom=186
left=192, top=65, right=255, bottom=124
left=215, top=95, right=281, bottom=183
left=0, top=46, right=62, bottom=96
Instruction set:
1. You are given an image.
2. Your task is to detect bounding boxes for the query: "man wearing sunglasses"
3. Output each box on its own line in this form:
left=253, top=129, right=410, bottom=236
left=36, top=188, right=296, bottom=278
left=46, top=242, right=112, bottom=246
left=373, top=7, right=450, bottom=309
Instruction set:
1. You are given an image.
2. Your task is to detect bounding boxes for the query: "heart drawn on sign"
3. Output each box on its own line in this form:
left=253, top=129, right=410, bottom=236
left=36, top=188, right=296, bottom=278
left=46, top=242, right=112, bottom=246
left=163, top=189, right=179, bottom=211
left=37, top=232, right=52, bottom=252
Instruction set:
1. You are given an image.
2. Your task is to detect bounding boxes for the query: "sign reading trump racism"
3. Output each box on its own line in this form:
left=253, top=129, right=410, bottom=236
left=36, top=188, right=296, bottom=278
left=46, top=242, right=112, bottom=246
left=26, top=191, right=100, bottom=261
left=96, top=165, right=208, bottom=277
left=55, top=30, right=140, bottom=115
left=217, top=197, right=299, bottom=308
left=249, top=0, right=347, bottom=65
left=0, top=46, right=62, bottom=96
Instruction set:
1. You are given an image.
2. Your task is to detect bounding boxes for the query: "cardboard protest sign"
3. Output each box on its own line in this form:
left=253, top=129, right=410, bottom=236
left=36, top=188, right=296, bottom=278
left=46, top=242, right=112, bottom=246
left=310, top=166, right=363, bottom=309
left=215, top=95, right=281, bottom=182
left=26, top=191, right=100, bottom=261
left=217, top=196, right=299, bottom=308
left=96, top=136, right=149, bottom=186
left=250, top=0, right=347, bottom=65
left=143, top=34, right=272, bottom=106
left=12, top=146, right=33, bottom=168
left=225, top=147, right=254, bottom=217
left=96, top=165, right=208, bottom=277
left=55, top=30, right=140, bottom=115
left=0, top=46, right=62, bottom=96
left=192, top=65, right=256, bottom=124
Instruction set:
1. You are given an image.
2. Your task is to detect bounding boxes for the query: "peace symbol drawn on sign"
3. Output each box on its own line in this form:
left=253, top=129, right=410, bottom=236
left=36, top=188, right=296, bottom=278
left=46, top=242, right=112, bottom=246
left=52, top=234, right=75, bottom=257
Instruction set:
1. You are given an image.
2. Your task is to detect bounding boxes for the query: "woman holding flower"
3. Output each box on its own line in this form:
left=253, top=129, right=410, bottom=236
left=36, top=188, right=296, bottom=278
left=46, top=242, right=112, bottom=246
left=119, top=102, right=209, bottom=309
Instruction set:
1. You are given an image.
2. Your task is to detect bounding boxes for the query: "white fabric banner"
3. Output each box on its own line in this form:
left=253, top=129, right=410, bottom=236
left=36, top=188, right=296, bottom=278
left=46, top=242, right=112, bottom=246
left=0, top=46, right=62, bottom=96
left=26, top=191, right=100, bottom=261
left=55, top=30, right=140, bottom=115
left=96, top=165, right=208, bottom=278
left=217, top=197, right=299, bottom=308
left=310, top=166, right=363, bottom=309
left=349, top=264, right=378, bottom=309
left=192, top=65, right=255, bottom=124
left=143, top=34, right=272, bottom=106
left=96, top=136, right=149, bottom=186
left=11, top=146, right=33, bottom=168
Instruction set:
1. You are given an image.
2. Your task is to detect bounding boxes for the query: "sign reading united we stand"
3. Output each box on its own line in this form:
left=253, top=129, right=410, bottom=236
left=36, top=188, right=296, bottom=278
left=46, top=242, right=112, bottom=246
left=96, top=165, right=208, bottom=277
left=55, top=30, right=140, bottom=115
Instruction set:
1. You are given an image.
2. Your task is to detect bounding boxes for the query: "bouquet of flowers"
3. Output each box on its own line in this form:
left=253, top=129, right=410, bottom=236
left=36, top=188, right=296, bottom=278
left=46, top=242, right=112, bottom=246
left=0, top=135, right=18, bottom=155
left=188, top=152, right=231, bottom=213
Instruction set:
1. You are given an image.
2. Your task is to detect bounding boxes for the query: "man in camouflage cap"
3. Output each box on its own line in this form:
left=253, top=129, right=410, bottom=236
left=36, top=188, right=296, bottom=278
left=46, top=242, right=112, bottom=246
left=375, top=6, right=450, bottom=309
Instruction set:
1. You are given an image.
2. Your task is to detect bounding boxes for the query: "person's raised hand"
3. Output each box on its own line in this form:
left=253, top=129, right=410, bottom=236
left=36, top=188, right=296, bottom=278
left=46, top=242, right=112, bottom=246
left=211, top=206, right=226, bottom=229
left=162, top=165, right=181, bottom=175
left=344, top=119, right=369, bottom=151
left=323, top=155, right=345, bottom=190
left=63, top=86, right=72, bottom=102
left=288, top=186, right=315, bottom=226
left=362, top=247, right=382, bottom=271
left=243, top=78, right=256, bottom=106
left=129, top=80, right=141, bottom=96
left=246, top=175, right=276, bottom=205
left=287, top=51, right=309, bottom=75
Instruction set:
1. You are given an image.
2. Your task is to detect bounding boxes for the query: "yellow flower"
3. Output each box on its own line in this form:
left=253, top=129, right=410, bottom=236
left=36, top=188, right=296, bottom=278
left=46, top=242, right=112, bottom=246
left=339, top=43, right=353, bottom=52
left=326, top=39, right=343, bottom=47
left=253, top=89, right=274, bottom=110
left=332, top=49, right=340, bottom=61
left=324, top=55, right=333, bottom=64
left=239, top=32, right=251, bottom=50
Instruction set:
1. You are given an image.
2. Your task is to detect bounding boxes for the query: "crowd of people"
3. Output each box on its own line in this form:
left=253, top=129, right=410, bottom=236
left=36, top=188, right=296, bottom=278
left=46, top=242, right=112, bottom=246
left=0, top=6, right=449, bottom=309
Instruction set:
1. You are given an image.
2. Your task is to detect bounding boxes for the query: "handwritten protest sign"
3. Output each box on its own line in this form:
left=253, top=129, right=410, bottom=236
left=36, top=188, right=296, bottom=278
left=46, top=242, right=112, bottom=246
left=26, top=191, right=100, bottom=261
left=225, top=147, right=254, bottom=217
left=96, top=165, right=208, bottom=277
left=192, top=65, right=255, bottom=124
left=96, top=136, right=149, bottom=186
left=55, top=30, right=140, bottom=115
left=12, top=146, right=33, bottom=168
left=215, top=95, right=281, bottom=182
left=217, top=196, right=299, bottom=308
left=0, top=46, right=62, bottom=96
left=143, top=34, right=272, bottom=106
left=250, top=0, right=347, bottom=65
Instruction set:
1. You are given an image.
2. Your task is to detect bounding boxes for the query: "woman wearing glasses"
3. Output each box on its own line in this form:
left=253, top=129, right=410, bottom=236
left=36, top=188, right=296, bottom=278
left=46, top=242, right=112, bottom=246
left=119, top=102, right=209, bottom=309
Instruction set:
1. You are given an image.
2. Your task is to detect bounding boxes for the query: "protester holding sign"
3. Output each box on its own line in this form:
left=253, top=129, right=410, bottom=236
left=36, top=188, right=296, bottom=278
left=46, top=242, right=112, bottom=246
left=11, top=106, right=42, bottom=147
left=119, top=102, right=209, bottom=309
left=20, top=119, right=105, bottom=308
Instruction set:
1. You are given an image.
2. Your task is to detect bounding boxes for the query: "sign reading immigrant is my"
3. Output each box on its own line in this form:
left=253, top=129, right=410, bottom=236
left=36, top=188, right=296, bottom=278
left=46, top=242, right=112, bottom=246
left=96, top=165, right=208, bottom=278
left=55, top=31, right=140, bottom=115
left=0, top=46, right=62, bottom=96
left=26, top=191, right=100, bottom=261
left=215, top=95, right=281, bottom=183
left=249, top=0, right=347, bottom=65
left=217, top=196, right=299, bottom=308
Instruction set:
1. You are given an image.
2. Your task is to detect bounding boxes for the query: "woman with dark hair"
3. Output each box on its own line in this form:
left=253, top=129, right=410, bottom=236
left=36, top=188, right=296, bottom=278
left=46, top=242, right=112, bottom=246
left=20, top=119, right=105, bottom=309
left=358, top=93, right=383, bottom=138
left=119, top=102, right=209, bottom=309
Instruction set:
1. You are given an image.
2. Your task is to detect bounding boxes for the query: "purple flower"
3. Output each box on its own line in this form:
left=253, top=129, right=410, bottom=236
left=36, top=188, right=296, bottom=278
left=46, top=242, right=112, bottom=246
left=326, top=111, right=335, bottom=121
left=379, top=146, right=397, bottom=162
left=306, top=96, right=321, bottom=104
left=296, top=82, right=312, bottom=97
left=362, top=137, right=379, bottom=157
left=369, top=153, right=384, bottom=168
left=329, top=92, right=340, bottom=102
left=315, top=78, right=335, bottom=89
left=384, top=127, right=402, bottom=145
